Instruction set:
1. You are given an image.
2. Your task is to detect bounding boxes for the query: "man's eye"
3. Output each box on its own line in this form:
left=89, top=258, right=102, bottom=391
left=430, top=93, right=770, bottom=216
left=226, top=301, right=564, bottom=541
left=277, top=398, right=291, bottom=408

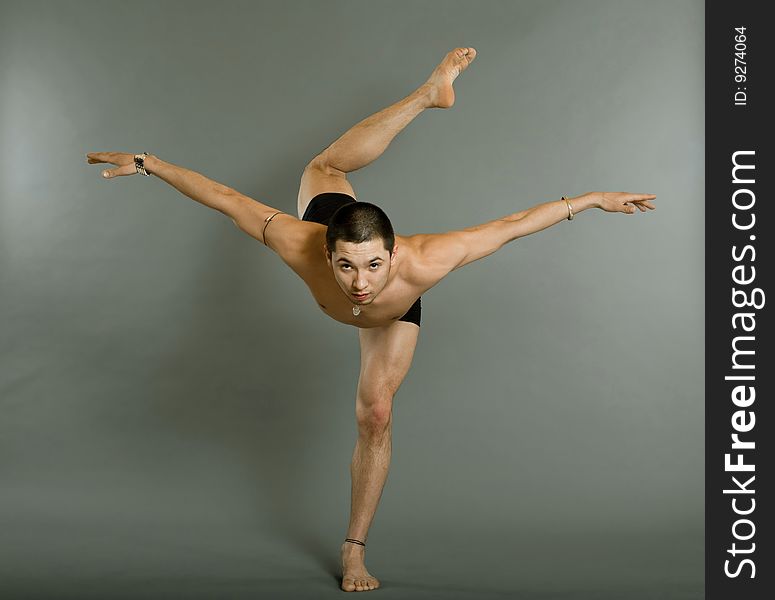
left=370, top=263, right=380, bottom=269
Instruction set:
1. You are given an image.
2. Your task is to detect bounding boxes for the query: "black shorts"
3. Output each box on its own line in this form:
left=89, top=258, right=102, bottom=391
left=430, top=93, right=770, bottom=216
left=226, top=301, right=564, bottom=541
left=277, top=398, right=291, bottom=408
left=302, top=192, right=422, bottom=327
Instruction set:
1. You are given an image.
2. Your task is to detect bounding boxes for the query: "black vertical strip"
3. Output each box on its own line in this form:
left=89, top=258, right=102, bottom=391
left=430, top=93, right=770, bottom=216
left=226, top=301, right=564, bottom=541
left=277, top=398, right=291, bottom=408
left=706, top=1, right=772, bottom=599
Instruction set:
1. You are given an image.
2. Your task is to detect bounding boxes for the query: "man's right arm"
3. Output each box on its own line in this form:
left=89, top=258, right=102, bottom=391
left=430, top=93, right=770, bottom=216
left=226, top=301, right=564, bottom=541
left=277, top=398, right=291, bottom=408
left=88, top=151, right=321, bottom=273
left=143, top=155, right=319, bottom=271
left=143, top=155, right=246, bottom=217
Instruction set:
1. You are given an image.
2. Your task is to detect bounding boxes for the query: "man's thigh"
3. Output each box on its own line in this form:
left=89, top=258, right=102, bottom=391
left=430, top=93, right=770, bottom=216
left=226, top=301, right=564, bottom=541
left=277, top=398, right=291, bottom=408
left=357, top=321, right=420, bottom=404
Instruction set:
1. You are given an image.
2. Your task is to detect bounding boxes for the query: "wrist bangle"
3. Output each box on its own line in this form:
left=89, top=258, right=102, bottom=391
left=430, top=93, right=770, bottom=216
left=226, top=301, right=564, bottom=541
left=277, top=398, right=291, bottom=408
left=562, top=196, right=574, bottom=220
left=134, top=152, right=151, bottom=176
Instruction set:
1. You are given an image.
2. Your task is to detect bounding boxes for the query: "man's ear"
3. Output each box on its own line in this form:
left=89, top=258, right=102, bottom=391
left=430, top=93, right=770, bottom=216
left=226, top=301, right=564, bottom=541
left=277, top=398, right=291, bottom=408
left=390, top=243, right=398, bottom=265
left=324, top=243, right=332, bottom=266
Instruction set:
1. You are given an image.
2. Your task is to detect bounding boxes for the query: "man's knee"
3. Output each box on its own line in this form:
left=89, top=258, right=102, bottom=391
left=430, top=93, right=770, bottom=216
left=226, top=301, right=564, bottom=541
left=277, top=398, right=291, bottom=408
left=307, top=151, right=347, bottom=178
left=356, top=389, right=394, bottom=434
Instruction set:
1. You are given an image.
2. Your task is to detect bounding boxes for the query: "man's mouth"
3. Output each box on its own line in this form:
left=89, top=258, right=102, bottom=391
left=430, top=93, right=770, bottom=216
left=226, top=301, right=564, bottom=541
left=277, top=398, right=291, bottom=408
left=352, top=292, right=369, bottom=300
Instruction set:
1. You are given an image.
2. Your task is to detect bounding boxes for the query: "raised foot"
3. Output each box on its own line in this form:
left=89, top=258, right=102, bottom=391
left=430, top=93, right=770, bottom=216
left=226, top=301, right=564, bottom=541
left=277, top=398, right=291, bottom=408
left=424, top=47, right=477, bottom=109
left=341, top=542, right=380, bottom=592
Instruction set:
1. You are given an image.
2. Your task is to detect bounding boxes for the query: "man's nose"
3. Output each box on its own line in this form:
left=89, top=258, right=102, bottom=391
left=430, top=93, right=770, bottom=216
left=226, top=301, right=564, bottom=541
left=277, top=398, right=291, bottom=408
left=353, top=274, right=368, bottom=290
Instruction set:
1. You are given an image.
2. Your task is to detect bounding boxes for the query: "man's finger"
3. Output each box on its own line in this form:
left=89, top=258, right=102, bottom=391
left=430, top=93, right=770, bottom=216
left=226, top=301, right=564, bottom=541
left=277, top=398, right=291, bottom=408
left=102, top=163, right=135, bottom=179
left=88, top=151, right=126, bottom=164
left=86, top=152, right=107, bottom=164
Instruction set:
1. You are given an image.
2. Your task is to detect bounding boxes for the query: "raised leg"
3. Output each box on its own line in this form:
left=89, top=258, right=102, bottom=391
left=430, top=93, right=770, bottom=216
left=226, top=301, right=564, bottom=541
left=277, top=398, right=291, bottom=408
left=297, top=47, right=477, bottom=218
left=340, top=320, right=420, bottom=592
left=296, top=88, right=430, bottom=219
left=322, top=47, right=476, bottom=174
left=321, top=86, right=432, bottom=176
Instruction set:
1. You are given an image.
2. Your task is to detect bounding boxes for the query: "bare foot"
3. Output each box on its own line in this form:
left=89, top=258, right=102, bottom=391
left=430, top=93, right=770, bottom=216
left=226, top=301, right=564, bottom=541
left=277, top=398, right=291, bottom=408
left=341, top=542, right=380, bottom=592
left=424, top=47, right=477, bottom=108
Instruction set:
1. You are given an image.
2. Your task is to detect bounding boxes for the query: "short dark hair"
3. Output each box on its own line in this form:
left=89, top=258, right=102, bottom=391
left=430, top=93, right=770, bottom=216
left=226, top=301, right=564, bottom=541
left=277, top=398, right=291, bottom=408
left=326, top=202, right=395, bottom=254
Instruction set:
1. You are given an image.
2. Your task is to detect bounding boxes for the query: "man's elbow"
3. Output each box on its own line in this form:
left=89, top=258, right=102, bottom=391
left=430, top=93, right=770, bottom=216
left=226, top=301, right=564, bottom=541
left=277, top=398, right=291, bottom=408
left=226, top=196, right=254, bottom=234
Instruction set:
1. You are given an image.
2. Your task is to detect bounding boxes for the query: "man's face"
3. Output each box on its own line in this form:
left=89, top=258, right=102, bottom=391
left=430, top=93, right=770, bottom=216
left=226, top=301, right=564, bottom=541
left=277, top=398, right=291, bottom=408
left=325, top=237, right=397, bottom=305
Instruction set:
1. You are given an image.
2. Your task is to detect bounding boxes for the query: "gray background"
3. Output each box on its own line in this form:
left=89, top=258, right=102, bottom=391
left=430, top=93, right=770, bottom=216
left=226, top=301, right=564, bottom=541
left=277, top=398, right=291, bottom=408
left=0, top=1, right=703, bottom=598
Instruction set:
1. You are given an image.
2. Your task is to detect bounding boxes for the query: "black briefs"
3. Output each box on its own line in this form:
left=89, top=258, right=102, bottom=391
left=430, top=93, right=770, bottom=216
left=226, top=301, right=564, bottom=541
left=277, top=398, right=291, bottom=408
left=302, top=192, right=422, bottom=327
left=301, top=191, right=356, bottom=224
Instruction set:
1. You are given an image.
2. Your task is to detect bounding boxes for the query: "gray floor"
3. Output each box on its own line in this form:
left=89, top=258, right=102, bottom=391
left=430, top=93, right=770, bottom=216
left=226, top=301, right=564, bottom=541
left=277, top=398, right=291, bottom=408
left=1, top=518, right=703, bottom=599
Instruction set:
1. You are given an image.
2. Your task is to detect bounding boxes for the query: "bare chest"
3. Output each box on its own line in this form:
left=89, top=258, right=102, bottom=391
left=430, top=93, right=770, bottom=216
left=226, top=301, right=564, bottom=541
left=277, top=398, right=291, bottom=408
left=302, top=266, right=419, bottom=329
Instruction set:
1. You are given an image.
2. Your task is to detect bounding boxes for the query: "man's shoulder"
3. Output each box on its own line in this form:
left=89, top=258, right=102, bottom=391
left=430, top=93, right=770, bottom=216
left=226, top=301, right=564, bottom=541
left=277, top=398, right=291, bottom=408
left=270, top=217, right=327, bottom=272
left=394, top=234, right=424, bottom=281
left=396, top=233, right=462, bottom=291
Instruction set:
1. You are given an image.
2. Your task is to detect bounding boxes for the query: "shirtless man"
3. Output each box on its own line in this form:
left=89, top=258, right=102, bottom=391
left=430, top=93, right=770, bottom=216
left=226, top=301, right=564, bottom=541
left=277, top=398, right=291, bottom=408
left=87, top=47, right=656, bottom=592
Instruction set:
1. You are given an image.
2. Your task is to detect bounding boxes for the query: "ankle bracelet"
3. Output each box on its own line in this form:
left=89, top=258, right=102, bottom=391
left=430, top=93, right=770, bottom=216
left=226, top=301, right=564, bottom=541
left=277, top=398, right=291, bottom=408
left=344, top=538, right=366, bottom=547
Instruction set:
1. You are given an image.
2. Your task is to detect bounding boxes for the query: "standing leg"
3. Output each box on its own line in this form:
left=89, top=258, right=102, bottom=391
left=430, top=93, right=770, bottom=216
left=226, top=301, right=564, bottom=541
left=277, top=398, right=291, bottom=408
left=298, top=47, right=477, bottom=218
left=340, top=321, right=420, bottom=592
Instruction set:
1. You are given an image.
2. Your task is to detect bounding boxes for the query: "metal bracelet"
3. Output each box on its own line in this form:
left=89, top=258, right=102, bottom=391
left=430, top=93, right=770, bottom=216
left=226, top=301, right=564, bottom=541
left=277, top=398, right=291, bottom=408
left=562, top=196, right=574, bottom=220
left=134, top=152, right=150, bottom=176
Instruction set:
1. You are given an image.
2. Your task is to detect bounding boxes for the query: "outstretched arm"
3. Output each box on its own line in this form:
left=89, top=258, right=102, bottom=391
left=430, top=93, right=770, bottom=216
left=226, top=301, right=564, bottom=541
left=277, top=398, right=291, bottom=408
left=87, top=152, right=268, bottom=221
left=407, top=191, right=657, bottom=287
left=86, top=152, right=319, bottom=270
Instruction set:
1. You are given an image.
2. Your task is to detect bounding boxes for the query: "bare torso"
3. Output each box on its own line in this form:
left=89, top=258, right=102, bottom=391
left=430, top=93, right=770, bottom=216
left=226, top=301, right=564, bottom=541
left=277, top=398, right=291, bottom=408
left=288, top=224, right=425, bottom=328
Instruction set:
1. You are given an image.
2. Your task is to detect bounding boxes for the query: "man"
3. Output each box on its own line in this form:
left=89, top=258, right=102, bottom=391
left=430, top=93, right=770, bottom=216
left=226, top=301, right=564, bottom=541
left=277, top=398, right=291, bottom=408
left=87, top=47, right=656, bottom=593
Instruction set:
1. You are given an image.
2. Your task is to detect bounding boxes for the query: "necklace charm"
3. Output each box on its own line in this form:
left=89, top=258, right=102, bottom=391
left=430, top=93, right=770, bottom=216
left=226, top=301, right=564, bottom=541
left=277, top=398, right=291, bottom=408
left=352, top=305, right=361, bottom=316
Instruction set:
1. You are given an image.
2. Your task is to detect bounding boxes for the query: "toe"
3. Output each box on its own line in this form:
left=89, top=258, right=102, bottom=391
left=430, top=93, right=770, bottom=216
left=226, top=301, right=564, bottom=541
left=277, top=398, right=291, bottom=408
left=451, top=47, right=476, bottom=71
left=342, top=578, right=356, bottom=592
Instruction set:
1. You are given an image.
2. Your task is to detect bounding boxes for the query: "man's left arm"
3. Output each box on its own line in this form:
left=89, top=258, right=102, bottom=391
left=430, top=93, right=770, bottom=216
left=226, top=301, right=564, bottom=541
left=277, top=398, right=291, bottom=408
left=407, top=191, right=656, bottom=288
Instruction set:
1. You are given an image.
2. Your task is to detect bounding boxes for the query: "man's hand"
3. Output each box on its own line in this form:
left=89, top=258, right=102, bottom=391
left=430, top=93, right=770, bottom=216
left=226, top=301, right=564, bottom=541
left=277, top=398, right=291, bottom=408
left=86, top=152, right=144, bottom=179
left=595, top=192, right=657, bottom=214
